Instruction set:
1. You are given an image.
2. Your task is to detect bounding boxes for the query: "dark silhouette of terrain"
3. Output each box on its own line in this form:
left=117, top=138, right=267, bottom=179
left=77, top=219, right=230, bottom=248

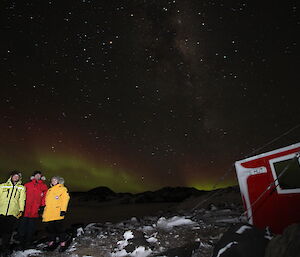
left=71, top=186, right=207, bottom=204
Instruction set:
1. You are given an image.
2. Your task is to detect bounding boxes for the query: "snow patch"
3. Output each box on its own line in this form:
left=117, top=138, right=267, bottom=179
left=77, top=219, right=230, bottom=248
left=124, top=230, right=134, bottom=240
left=235, top=225, right=252, bottom=234
left=67, top=241, right=77, bottom=252
left=111, top=249, right=128, bottom=257
left=216, top=241, right=238, bottom=257
left=157, top=216, right=196, bottom=230
left=111, top=229, right=152, bottom=257
left=111, top=247, right=152, bottom=257
left=117, top=239, right=129, bottom=249
left=264, top=227, right=273, bottom=240
left=146, top=236, right=158, bottom=243
left=116, top=230, right=134, bottom=249
left=131, top=246, right=152, bottom=257
left=141, top=225, right=154, bottom=231
left=265, top=234, right=273, bottom=240
left=77, top=227, right=85, bottom=236
left=12, top=249, right=42, bottom=257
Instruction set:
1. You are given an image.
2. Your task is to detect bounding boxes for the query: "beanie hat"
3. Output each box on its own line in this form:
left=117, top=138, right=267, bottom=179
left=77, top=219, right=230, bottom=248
left=33, top=170, right=42, bottom=176
left=31, top=170, right=46, bottom=181
left=10, top=171, right=22, bottom=179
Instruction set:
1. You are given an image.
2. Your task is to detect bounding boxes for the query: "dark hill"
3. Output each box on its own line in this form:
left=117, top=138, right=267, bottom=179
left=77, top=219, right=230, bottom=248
left=88, top=186, right=116, bottom=198
left=133, top=186, right=206, bottom=203
left=71, top=186, right=206, bottom=203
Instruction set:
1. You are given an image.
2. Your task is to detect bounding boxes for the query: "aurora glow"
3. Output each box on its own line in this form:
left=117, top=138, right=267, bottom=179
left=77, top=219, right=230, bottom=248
left=37, top=153, right=149, bottom=192
left=0, top=142, right=154, bottom=192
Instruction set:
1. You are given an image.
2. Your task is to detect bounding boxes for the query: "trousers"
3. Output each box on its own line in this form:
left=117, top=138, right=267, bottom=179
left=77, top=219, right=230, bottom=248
left=18, top=217, right=38, bottom=246
left=0, top=215, right=17, bottom=252
left=46, top=220, right=67, bottom=242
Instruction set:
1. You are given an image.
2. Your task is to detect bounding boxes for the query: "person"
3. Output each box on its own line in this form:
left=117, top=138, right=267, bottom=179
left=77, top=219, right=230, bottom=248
left=18, top=171, right=48, bottom=249
left=0, top=171, right=26, bottom=256
left=42, top=176, right=70, bottom=252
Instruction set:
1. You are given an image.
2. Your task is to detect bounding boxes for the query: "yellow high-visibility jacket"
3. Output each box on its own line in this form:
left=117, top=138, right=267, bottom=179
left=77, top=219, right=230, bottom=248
left=43, top=183, right=70, bottom=222
left=0, top=177, right=26, bottom=218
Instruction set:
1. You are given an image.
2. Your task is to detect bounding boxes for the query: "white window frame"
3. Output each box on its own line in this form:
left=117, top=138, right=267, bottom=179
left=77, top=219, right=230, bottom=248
left=269, top=153, right=300, bottom=194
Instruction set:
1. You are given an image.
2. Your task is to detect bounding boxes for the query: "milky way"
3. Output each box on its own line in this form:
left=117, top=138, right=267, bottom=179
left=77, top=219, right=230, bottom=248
left=1, top=0, right=299, bottom=191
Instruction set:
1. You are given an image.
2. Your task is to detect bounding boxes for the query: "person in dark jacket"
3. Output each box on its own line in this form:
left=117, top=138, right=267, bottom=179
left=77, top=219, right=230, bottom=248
left=0, top=171, right=26, bottom=256
left=18, top=171, right=48, bottom=249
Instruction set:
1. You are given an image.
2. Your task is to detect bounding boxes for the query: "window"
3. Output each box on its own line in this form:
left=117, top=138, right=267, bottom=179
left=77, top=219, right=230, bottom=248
left=272, top=155, right=300, bottom=190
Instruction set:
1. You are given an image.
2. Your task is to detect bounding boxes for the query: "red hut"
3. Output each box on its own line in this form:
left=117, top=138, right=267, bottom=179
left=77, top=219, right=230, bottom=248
left=235, top=142, right=300, bottom=234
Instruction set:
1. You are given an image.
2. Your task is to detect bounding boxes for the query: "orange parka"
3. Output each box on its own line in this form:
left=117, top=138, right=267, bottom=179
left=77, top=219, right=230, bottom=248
left=42, top=183, right=70, bottom=222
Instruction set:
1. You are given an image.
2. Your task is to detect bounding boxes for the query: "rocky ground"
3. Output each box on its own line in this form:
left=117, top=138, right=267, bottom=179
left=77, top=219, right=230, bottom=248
left=12, top=186, right=245, bottom=257
left=11, top=186, right=300, bottom=257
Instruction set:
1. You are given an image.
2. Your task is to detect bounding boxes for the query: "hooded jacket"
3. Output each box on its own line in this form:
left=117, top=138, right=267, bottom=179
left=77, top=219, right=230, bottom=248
left=24, top=179, right=48, bottom=218
left=42, top=183, right=70, bottom=222
left=0, top=177, right=26, bottom=218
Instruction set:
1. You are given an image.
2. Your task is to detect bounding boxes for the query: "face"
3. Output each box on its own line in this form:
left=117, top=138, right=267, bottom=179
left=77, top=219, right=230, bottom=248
left=34, top=173, right=41, bottom=180
left=11, top=174, right=20, bottom=183
left=51, top=178, right=58, bottom=186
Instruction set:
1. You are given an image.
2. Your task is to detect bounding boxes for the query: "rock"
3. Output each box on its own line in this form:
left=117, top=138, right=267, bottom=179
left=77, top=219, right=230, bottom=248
left=209, top=203, right=218, bottom=211
left=155, top=242, right=200, bottom=257
left=124, top=230, right=152, bottom=253
left=212, top=223, right=270, bottom=257
left=265, top=223, right=300, bottom=257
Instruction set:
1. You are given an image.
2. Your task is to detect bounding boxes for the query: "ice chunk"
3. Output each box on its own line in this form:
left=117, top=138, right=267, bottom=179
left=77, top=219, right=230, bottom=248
left=157, top=216, right=196, bottom=230
left=124, top=230, right=134, bottom=240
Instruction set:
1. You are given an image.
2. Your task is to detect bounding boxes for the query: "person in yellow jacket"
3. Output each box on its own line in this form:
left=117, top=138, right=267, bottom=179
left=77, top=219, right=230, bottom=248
left=42, top=176, right=70, bottom=252
left=0, top=171, right=26, bottom=255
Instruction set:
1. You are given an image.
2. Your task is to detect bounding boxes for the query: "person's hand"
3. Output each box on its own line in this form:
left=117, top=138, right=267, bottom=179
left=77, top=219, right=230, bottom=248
left=17, top=211, right=23, bottom=218
left=60, top=211, right=66, bottom=217
left=38, top=206, right=45, bottom=216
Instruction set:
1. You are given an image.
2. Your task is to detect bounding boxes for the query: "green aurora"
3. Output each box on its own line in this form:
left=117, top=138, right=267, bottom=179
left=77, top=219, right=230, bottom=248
left=0, top=151, right=153, bottom=192
left=0, top=150, right=236, bottom=192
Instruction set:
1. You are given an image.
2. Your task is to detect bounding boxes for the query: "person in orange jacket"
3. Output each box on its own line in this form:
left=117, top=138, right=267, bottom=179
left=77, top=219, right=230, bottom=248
left=42, top=176, right=70, bottom=252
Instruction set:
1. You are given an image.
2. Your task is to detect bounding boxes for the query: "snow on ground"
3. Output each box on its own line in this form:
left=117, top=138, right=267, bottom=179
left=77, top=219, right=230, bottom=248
left=11, top=205, right=242, bottom=257
left=12, top=249, right=42, bottom=257
left=156, top=216, right=196, bottom=230
left=110, top=216, right=196, bottom=257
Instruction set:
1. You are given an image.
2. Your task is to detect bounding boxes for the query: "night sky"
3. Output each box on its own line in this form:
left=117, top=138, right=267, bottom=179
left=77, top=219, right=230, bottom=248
left=1, top=0, right=299, bottom=192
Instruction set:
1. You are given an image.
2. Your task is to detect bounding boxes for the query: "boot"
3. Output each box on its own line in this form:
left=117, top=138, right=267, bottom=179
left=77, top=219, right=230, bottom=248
left=58, top=239, right=71, bottom=252
left=43, top=241, right=59, bottom=251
